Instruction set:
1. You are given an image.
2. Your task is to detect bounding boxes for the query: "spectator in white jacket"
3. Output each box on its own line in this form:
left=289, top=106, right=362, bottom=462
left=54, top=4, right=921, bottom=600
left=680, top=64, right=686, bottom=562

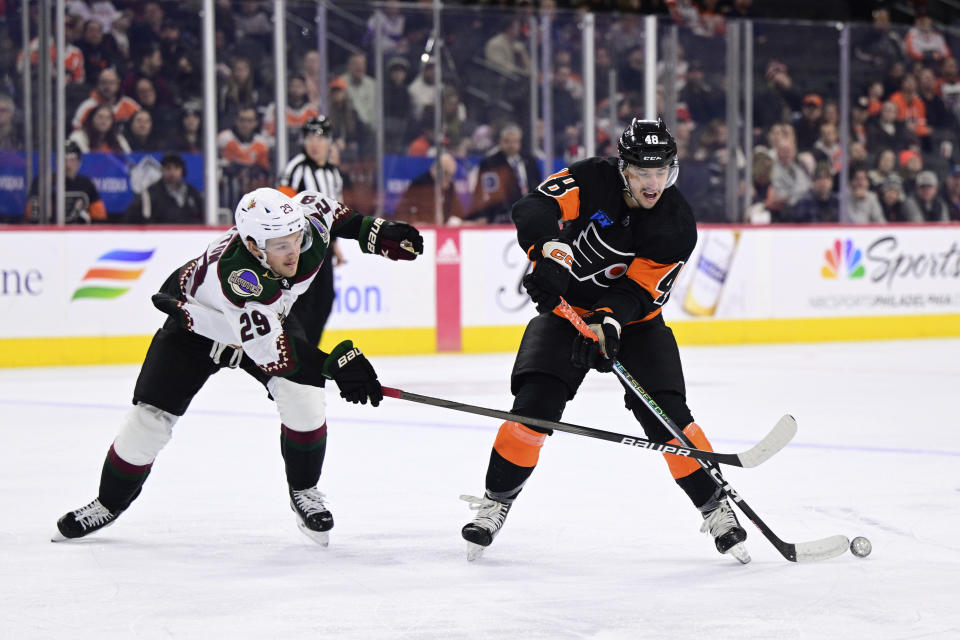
left=844, top=167, right=886, bottom=224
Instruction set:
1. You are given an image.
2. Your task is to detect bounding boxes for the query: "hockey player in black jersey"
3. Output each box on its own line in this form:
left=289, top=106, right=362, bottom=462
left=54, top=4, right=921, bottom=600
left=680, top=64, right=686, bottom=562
left=461, top=118, right=750, bottom=563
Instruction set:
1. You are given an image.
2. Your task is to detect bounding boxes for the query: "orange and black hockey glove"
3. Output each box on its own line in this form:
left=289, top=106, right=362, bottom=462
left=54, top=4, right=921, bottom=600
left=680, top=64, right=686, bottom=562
left=571, top=308, right=621, bottom=372
left=523, top=236, right=574, bottom=313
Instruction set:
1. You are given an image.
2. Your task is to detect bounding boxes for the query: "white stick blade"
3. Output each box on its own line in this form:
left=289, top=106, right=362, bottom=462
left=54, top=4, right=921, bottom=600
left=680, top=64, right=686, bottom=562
left=794, top=535, right=850, bottom=562
left=738, top=414, right=798, bottom=468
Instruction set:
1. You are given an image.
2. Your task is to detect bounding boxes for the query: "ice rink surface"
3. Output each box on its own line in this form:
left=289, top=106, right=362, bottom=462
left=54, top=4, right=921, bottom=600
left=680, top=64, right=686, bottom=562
left=1, top=338, right=959, bottom=639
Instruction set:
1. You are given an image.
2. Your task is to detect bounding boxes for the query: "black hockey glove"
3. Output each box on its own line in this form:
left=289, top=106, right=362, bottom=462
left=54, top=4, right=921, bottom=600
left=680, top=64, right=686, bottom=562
left=522, top=237, right=574, bottom=313
left=321, top=340, right=383, bottom=406
left=571, top=309, right=621, bottom=372
left=361, top=217, right=424, bottom=261
left=151, top=292, right=190, bottom=329
left=151, top=292, right=180, bottom=315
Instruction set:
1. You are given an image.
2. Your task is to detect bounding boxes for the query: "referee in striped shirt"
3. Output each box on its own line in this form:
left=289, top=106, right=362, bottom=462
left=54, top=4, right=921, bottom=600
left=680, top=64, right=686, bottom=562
left=279, top=115, right=347, bottom=347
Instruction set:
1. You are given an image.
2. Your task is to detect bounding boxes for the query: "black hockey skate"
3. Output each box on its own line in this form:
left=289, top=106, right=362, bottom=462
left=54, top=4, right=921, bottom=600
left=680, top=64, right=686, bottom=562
left=52, top=498, right=120, bottom=542
left=700, top=498, right=750, bottom=564
left=460, top=494, right=512, bottom=561
left=290, top=487, right=333, bottom=547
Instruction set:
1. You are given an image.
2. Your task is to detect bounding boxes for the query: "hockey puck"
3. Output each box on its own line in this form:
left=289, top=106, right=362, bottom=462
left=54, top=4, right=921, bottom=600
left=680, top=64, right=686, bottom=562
left=850, top=536, right=872, bottom=558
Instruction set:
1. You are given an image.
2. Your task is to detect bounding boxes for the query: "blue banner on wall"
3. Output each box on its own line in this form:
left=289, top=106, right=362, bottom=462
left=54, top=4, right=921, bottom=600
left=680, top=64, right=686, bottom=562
left=1, top=151, right=562, bottom=220
left=0, top=151, right=204, bottom=220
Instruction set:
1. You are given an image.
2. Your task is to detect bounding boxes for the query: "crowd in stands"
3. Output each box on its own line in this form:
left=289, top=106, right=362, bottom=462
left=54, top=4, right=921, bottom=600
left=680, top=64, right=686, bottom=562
left=0, top=0, right=958, bottom=224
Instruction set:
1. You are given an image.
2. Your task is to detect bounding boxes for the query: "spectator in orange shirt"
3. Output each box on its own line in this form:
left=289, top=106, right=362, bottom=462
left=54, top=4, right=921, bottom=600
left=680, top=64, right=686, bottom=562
left=217, top=105, right=270, bottom=169
left=17, top=31, right=86, bottom=85
left=864, top=80, right=885, bottom=117
left=889, top=74, right=931, bottom=139
left=72, top=67, right=141, bottom=131
left=262, top=73, right=319, bottom=153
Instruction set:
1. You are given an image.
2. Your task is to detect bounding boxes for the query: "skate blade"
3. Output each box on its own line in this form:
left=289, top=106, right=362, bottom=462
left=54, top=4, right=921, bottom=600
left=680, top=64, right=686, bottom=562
left=466, top=542, right=485, bottom=561
left=50, top=531, right=68, bottom=543
left=726, top=542, right=751, bottom=564
left=296, top=519, right=330, bottom=547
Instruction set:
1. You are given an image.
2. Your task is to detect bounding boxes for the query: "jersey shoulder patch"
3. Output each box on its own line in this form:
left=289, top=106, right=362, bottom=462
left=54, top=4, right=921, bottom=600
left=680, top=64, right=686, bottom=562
left=216, top=242, right=282, bottom=307
left=227, top=268, right=264, bottom=297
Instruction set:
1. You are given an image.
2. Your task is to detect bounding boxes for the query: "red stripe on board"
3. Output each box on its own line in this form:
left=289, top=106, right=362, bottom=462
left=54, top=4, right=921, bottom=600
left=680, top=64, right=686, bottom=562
left=435, top=228, right=461, bottom=352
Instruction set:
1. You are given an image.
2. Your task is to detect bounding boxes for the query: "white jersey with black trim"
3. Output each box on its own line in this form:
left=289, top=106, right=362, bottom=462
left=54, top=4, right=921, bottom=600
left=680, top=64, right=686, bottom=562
left=172, top=190, right=346, bottom=374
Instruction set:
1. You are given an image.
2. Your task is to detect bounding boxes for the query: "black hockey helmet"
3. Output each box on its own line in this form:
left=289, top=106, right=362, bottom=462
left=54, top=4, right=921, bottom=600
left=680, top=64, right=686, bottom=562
left=618, top=116, right=679, bottom=187
left=302, top=115, right=332, bottom=138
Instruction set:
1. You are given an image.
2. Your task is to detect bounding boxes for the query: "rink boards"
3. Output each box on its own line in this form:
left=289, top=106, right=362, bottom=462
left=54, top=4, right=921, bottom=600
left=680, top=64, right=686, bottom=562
left=1, top=223, right=959, bottom=367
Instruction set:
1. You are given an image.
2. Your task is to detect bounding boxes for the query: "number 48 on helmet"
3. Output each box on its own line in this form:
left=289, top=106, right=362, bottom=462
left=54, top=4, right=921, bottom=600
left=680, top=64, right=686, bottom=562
left=617, top=116, right=679, bottom=188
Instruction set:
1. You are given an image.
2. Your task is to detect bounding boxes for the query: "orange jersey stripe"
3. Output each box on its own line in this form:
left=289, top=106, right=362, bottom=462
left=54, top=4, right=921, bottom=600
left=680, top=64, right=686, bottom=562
left=493, top=420, right=546, bottom=468
left=537, top=169, right=581, bottom=221
left=663, top=422, right=713, bottom=479
left=626, top=257, right=681, bottom=302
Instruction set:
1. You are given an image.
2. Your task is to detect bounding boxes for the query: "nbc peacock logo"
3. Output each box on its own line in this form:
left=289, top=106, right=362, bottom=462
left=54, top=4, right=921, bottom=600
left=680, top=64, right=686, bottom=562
left=821, top=239, right=865, bottom=279
left=71, top=248, right=157, bottom=300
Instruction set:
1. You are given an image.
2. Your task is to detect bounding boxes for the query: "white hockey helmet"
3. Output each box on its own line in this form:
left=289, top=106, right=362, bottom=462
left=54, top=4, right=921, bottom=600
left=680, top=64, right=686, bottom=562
left=235, top=188, right=308, bottom=267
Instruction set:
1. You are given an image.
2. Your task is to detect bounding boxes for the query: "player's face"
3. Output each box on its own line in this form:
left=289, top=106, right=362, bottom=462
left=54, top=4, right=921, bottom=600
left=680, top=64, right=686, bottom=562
left=262, top=230, right=304, bottom=277
left=624, top=164, right=670, bottom=209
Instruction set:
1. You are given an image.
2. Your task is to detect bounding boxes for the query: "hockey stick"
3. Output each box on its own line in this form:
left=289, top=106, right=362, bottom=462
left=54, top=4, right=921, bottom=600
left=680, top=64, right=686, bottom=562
left=556, top=299, right=850, bottom=563
left=381, top=386, right=795, bottom=468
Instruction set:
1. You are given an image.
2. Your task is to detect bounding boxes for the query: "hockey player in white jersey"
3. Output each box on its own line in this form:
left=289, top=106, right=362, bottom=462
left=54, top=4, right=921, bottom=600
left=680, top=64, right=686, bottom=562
left=53, top=187, right=423, bottom=545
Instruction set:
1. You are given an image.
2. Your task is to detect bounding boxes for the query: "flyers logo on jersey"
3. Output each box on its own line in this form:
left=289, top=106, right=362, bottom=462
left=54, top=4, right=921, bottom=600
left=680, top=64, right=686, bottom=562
left=228, top=269, right=264, bottom=297
left=569, top=222, right=633, bottom=287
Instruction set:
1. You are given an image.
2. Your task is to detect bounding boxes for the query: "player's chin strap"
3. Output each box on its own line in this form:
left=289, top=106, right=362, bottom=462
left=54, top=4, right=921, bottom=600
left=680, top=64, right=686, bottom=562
left=617, top=160, right=643, bottom=207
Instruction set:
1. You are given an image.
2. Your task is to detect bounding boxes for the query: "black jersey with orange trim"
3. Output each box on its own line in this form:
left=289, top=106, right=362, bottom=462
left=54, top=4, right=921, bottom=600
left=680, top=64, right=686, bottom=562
left=512, top=156, right=697, bottom=326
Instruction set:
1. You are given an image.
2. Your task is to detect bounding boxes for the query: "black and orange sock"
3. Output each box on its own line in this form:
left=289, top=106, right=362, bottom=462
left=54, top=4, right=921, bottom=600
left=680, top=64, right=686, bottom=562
left=484, top=421, right=547, bottom=502
left=662, top=422, right=721, bottom=507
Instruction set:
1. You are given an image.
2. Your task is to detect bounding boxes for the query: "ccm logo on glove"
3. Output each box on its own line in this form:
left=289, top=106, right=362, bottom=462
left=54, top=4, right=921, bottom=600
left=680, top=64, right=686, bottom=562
left=543, top=241, right=574, bottom=268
